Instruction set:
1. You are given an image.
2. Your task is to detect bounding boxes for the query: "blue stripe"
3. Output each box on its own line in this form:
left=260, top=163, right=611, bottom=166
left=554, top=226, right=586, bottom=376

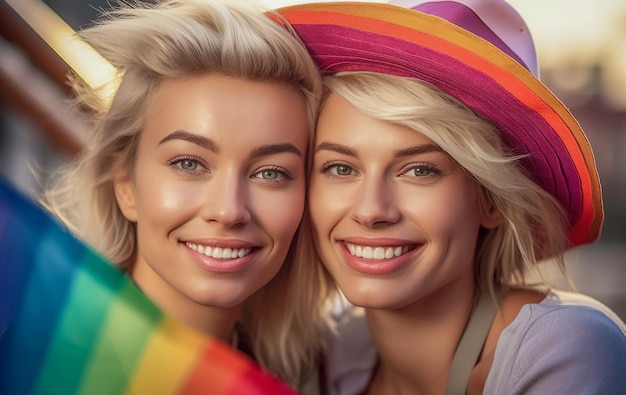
left=0, top=178, right=84, bottom=395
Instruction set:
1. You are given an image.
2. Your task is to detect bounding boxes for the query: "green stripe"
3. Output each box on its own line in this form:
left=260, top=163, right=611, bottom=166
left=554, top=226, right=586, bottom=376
left=77, top=277, right=162, bottom=395
left=31, top=251, right=125, bottom=395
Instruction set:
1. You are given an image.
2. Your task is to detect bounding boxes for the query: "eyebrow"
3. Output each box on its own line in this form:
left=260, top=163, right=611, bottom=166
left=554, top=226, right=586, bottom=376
left=157, top=130, right=302, bottom=158
left=315, top=141, right=443, bottom=158
left=250, top=143, right=303, bottom=158
left=393, top=144, right=443, bottom=158
left=315, top=142, right=358, bottom=157
left=158, top=130, right=219, bottom=153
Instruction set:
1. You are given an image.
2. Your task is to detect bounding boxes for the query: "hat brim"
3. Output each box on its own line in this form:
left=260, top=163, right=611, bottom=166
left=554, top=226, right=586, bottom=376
left=278, top=2, right=603, bottom=248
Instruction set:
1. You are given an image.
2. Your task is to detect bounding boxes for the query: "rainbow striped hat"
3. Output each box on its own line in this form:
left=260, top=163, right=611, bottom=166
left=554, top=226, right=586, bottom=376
left=278, top=0, right=603, bottom=249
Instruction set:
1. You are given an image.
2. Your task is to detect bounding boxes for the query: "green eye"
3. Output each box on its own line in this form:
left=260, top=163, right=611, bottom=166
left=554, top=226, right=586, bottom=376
left=253, top=167, right=290, bottom=181
left=260, top=170, right=279, bottom=180
left=167, top=156, right=206, bottom=174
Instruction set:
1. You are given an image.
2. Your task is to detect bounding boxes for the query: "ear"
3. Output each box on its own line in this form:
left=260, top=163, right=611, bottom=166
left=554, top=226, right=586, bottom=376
left=480, top=203, right=502, bottom=229
left=477, top=188, right=502, bottom=229
left=113, top=169, right=138, bottom=222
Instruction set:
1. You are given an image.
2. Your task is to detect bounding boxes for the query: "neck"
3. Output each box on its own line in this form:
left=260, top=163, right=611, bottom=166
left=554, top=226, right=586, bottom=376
left=166, top=299, right=241, bottom=342
left=365, top=277, right=477, bottom=395
left=130, top=263, right=242, bottom=342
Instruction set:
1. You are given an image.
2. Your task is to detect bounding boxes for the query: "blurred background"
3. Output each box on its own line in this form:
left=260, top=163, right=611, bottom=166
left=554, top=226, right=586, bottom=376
left=1, top=0, right=625, bottom=318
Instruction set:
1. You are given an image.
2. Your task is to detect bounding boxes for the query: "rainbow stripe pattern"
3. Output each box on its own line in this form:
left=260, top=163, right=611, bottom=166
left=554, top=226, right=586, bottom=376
left=277, top=2, right=603, bottom=250
left=0, top=177, right=298, bottom=395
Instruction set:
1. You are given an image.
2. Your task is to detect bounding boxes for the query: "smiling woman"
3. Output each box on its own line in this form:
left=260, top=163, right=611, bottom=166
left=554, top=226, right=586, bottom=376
left=113, top=74, right=309, bottom=329
left=37, top=0, right=323, bottom=391
left=277, top=1, right=626, bottom=394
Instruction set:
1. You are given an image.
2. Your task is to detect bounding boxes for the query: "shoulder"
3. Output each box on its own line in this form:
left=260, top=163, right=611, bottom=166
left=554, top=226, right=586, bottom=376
left=485, top=290, right=626, bottom=394
left=500, top=289, right=626, bottom=363
left=521, top=290, right=626, bottom=339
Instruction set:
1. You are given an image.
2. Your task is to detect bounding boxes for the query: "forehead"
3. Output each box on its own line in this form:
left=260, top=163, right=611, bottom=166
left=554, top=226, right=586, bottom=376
left=316, top=92, right=437, bottom=149
left=142, top=74, right=310, bottom=149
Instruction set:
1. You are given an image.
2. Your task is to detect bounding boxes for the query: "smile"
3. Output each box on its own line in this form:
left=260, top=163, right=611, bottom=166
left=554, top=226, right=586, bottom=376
left=185, top=242, right=252, bottom=259
left=345, top=242, right=410, bottom=261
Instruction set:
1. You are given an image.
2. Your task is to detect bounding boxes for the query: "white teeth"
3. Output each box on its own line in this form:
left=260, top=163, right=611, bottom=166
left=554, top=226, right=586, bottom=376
left=374, top=247, right=385, bottom=260
left=185, top=242, right=251, bottom=259
left=345, top=243, right=409, bottom=261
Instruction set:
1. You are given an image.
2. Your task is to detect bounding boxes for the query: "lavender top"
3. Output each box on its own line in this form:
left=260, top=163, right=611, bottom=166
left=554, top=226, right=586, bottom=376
left=324, top=290, right=626, bottom=395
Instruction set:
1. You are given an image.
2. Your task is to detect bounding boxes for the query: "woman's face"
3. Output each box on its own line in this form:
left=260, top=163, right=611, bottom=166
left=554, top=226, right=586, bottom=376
left=309, top=93, right=499, bottom=310
left=114, top=74, right=309, bottom=312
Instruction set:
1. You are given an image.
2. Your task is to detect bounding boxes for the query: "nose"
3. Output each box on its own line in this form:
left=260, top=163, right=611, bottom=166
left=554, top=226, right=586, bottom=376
left=200, top=172, right=251, bottom=227
left=350, top=175, right=400, bottom=228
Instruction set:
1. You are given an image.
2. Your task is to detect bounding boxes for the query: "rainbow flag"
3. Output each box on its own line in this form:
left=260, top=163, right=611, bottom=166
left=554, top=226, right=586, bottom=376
left=0, top=177, right=298, bottom=395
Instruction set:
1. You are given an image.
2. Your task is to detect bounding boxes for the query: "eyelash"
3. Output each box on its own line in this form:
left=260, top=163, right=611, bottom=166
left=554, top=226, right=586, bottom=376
left=400, top=162, right=442, bottom=178
left=252, top=166, right=294, bottom=182
left=320, top=161, right=442, bottom=178
left=167, top=155, right=207, bottom=173
left=167, top=156, right=293, bottom=182
left=320, top=161, right=356, bottom=177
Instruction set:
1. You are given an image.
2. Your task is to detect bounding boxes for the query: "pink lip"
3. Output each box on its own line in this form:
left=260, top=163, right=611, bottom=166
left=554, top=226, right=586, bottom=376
left=342, top=236, right=413, bottom=247
left=184, top=238, right=256, bottom=249
left=182, top=241, right=258, bottom=274
left=339, top=240, right=421, bottom=275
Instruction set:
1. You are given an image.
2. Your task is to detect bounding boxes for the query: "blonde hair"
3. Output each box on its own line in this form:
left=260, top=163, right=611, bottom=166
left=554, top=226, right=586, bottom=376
left=40, top=0, right=323, bottom=388
left=318, top=72, right=570, bottom=300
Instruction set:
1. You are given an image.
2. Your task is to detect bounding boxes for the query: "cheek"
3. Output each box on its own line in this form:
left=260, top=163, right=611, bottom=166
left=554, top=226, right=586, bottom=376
left=257, top=186, right=306, bottom=245
left=308, top=176, right=343, bottom=234
left=136, top=180, right=202, bottom=227
left=409, top=185, right=483, bottom=243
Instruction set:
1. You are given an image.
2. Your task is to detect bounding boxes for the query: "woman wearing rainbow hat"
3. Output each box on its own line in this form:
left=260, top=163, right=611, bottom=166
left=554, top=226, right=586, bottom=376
left=279, top=1, right=626, bottom=394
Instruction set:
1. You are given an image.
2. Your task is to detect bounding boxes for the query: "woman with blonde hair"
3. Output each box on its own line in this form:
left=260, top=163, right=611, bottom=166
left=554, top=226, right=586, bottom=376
left=279, top=1, right=626, bottom=394
left=40, top=0, right=324, bottom=390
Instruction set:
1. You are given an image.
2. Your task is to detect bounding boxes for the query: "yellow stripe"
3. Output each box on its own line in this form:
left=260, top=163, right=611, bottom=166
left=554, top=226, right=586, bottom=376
left=125, top=316, right=209, bottom=394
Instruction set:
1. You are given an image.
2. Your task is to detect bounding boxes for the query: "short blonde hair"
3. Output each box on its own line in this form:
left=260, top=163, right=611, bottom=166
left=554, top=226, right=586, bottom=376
left=41, top=0, right=323, bottom=388
left=319, top=71, right=570, bottom=300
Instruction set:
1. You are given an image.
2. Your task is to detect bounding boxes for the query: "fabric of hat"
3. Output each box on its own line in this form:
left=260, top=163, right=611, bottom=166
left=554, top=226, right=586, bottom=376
left=277, top=1, right=603, bottom=250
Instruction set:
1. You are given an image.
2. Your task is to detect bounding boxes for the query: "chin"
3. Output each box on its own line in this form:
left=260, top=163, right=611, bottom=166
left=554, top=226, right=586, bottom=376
left=340, top=287, right=394, bottom=310
left=187, top=289, right=249, bottom=309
